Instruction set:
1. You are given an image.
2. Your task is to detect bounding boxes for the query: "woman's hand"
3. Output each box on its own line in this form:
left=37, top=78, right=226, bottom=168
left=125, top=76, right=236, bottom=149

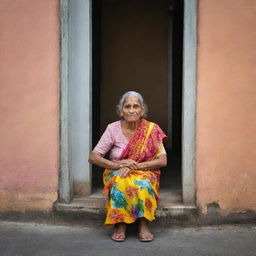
left=136, top=155, right=167, bottom=170
left=117, top=159, right=139, bottom=170
left=119, top=167, right=132, bottom=178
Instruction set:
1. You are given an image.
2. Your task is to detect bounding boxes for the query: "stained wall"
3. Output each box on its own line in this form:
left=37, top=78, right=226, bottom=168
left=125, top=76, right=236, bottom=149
left=0, top=0, right=60, bottom=211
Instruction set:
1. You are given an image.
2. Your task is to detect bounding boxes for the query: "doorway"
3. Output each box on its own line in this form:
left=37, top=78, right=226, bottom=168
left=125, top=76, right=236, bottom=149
left=92, top=0, right=183, bottom=201
left=59, top=0, right=197, bottom=205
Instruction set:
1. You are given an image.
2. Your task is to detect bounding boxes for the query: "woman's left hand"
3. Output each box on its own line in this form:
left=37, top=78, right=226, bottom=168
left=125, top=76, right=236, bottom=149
left=118, top=159, right=139, bottom=170
left=118, top=161, right=147, bottom=170
left=119, top=167, right=132, bottom=178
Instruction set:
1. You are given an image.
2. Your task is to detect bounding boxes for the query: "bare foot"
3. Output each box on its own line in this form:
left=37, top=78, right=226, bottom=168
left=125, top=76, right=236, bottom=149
left=111, top=223, right=127, bottom=242
left=138, top=218, right=154, bottom=242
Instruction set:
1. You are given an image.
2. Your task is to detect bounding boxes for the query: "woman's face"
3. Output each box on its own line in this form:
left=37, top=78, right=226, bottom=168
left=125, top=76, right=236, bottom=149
left=121, top=97, right=144, bottom=123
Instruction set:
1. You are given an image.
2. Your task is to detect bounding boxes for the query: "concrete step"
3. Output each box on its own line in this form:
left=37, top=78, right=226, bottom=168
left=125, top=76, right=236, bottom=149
left=55, top=196, right=196, bottom=215
left=54, top=195, right=197, bottom=226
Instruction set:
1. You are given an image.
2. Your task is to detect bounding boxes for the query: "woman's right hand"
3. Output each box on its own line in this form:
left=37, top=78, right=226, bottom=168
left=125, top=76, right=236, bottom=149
left=118, top=159, right=138, bottom=170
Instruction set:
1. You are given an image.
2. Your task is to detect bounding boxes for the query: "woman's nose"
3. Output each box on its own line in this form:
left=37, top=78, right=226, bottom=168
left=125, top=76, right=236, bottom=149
left=129, top=107, right=135, bottom=113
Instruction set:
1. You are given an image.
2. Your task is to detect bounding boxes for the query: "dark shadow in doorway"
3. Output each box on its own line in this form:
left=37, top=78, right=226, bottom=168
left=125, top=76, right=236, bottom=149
left=91, top=0, right=184, bottom=201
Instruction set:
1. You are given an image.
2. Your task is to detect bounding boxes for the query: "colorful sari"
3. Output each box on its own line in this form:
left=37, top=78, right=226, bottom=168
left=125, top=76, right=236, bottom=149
left=103, top=119, right=167, bottom=225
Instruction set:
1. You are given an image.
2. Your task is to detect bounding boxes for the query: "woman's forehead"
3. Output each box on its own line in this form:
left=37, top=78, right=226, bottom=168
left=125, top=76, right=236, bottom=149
left=123, top=97, right=140, bottom=105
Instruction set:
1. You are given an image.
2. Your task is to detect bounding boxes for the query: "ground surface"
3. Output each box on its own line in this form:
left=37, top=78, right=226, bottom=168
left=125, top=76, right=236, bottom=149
left=0, top=221, right=255, bottom=256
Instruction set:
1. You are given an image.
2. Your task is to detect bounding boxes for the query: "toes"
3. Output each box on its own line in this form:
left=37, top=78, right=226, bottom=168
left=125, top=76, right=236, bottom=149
left=112, top=231, right=126, bottom=241
left=139, top=232, right=154, bottom=241
left=115, top=233, right=124, bottom=239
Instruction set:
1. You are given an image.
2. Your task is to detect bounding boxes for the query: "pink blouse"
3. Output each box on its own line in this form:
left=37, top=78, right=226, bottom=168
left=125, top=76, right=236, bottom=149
left=93, top=120, right=166, bottom=161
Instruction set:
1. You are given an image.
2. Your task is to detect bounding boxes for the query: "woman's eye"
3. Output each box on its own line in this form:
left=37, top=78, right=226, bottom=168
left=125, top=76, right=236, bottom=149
left=123, top=104, right=140, bottom=109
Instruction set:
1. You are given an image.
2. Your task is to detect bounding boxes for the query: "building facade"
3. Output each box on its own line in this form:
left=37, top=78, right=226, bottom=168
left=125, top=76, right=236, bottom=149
left=0, top=0, right=256, bottom=217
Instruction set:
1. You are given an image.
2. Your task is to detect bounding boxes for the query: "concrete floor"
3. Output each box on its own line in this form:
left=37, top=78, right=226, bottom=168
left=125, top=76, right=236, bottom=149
left=0, top=221, right=255, bottom=256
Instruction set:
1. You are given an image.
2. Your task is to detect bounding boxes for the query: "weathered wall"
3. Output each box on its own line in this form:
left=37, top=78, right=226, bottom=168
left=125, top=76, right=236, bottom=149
left=0, top=0, right=60, bottom=211
left=196, top=0, right=256, bottom=215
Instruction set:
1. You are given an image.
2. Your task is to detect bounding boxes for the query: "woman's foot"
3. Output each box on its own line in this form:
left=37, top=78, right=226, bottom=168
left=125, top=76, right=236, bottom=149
left=138, top=218, right=154, bottom=242
left=111, top=223, right=127, bottom=242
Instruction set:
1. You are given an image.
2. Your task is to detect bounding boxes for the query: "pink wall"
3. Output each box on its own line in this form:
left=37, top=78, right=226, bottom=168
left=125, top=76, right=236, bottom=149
left=0, top=0, right=60, bottom=211
left=196, top=0, right=256, bottom=214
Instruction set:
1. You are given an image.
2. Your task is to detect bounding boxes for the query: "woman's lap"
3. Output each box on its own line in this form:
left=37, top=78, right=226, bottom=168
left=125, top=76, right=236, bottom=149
left=103, top=170, right=159, bottom=225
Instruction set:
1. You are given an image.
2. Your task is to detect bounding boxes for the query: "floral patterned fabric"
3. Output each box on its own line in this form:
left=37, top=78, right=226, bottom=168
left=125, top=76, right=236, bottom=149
left=103, top=119, right=167, bottom=225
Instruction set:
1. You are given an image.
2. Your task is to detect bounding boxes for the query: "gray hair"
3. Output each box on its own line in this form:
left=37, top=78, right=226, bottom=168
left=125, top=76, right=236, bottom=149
left=116, top=91, right=148, bottom=117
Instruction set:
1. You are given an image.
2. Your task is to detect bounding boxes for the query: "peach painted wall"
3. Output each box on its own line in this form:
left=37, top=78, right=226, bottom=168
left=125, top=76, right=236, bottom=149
left=0, top=0, right=60, bottom=211
left=196, top=0, right=256, bottom=215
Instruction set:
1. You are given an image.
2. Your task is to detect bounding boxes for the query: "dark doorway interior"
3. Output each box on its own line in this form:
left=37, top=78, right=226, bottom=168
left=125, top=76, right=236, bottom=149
left=92, top=0, right=183, bottom=201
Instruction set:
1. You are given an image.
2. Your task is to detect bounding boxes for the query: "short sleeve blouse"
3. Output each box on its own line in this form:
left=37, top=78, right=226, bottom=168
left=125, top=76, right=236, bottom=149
left=93, top=120, right=166, bottom=161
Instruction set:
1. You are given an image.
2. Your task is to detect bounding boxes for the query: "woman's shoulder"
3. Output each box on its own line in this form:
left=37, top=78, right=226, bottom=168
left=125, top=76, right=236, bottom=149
left=107, top=120, right=121, bottom=128
left=105, top=120, right=121, bottom=133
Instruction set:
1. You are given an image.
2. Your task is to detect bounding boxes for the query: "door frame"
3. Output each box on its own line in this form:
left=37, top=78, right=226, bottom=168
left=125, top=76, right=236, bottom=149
left=59, top=0, right=197, bottom=205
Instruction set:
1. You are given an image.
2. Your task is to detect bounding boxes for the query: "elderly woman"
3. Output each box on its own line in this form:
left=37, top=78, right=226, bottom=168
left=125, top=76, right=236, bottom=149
left=88, top=91, right=167, bottom=242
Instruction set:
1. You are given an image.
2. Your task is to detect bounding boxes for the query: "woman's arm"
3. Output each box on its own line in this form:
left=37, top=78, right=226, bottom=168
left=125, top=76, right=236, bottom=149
left=89, top=151, right=167, bottom=171
left=136, top=154, right=167, bottom=170
left=88, top=152, right=139, bottom=170
left=118, top=155, right=167, bottom=178
left=88, top=152, right=120, bottom=170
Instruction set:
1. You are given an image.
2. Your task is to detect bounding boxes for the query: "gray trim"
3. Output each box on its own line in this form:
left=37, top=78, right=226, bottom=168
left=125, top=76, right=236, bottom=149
left=59, top=0, right=92, bottom=201
left=182, top=0, right=197, bottom=205
left=59, top=0, right=72, bottom=203
left=69, top=0, right=92, bottom=196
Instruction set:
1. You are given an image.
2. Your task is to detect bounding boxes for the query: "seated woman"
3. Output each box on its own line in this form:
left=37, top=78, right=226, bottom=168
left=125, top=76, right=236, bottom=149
left=88, top=91, right=167, bottom=242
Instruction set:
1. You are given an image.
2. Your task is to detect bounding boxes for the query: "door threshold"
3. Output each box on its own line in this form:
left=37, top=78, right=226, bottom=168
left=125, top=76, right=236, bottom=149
left=54, top=188, right=196, bottom=218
